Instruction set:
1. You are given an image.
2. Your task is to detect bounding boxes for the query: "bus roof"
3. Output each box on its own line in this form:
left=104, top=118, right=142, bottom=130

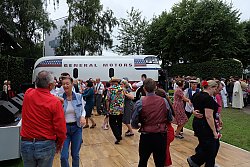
left=34, top=55, right=157, bottom=67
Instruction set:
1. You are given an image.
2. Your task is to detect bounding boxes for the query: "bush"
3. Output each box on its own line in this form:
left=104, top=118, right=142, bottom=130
left=169, top=59, right=243, bottom=79
left=0, top=55, right=34, bottom=94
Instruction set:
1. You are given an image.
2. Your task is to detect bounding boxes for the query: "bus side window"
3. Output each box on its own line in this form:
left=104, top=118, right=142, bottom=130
left=109, top=68, right=114, bottom=78
left=73, top=68, right=78, bottom=79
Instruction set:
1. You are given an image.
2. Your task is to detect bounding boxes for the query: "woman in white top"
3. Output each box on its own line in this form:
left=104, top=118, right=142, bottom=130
left=60, top=76, right=86, bottom=167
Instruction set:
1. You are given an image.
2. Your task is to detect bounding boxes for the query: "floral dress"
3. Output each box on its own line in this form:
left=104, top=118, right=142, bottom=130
left=173, top=88, right=188, bottom=125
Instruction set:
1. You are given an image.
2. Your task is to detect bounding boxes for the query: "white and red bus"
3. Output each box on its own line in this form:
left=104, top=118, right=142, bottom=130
left=32, top=55, right=161, bottom=82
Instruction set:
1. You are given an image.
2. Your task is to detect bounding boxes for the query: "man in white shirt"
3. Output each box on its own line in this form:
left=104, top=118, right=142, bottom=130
left=220, top=79, right=228, bottom=108
left=95, top=78, right=104, bottom=115
left=132, top=74, right=147, bottom=89
left=173, top=81, right=178, bottom=90
left=184, top=80, right=200, bottom=118
left=132, top=74, right=147, bottom=102
left=232, top=77, right=244, bottom=109
left=50, top=79, right=58, bottom=96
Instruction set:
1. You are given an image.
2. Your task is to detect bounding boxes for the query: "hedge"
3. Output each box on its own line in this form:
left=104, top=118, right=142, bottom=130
left=0, top=55, right=33, bottom=94
left=169, top=59, right=243, bottom=79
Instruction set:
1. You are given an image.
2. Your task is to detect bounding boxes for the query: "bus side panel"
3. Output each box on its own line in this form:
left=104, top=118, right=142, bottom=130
left=32, top=57, right=161, bottom=82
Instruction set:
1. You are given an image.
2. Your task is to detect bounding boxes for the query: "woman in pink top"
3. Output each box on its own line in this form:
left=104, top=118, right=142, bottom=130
left=215, top=91, right=222, bottom=114
left=215, top=81, right=223, bottom=133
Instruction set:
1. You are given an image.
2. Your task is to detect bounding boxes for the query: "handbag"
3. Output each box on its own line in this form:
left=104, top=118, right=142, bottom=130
left=185, top=102, right=194, bottom=113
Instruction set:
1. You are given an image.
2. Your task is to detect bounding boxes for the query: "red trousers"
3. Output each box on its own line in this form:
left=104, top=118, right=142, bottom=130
left=165, top=123, right=175, bottom=166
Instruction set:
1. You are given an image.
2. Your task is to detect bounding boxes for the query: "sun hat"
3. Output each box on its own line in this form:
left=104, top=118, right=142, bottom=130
left=241, top=81, right=247, bottom=90
left=110, top=77, right=121, bottom=82
left=207, top=80, right=218, bottom=87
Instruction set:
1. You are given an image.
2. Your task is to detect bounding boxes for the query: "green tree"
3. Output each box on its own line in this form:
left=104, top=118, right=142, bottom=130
left=56, top=0, right=118, bottom=55
left=0, top=0, right=55, bottom=89
left=144, top=0, right=244, bottom=66
left=239, top=20, right=250, bottom=67
left=173, top=0, right=244, bottom=63
left=116, top=7, right=148, bottom=55
left=55, top=24, right=71, bottom=55
left=0, top=0, right=55, bottom=59
left=143, top=11, right=178, bottom=67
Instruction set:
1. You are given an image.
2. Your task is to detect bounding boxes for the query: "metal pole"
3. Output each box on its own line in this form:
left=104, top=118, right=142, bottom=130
left=69, top=20, right=71, bottom=55
left=6, top=55, right=9, bottom=101
left=43, top=3, right=46, bottom=57
left=43, top=30, right=45, bottom=57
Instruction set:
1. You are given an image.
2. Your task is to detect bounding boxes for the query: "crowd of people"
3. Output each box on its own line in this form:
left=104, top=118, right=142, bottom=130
left=18, top=70, right=250, bottom=167
left=169, top=76, right=250, bottom=109
left=1, top=80, right=15, bottom=100
left=167, top=76, right=250, bottom=166
left=20, top=71, right=145, bottom=167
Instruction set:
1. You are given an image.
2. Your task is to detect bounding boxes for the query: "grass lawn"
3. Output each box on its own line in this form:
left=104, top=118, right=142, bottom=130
left=184, top=107, right=250, bottom=151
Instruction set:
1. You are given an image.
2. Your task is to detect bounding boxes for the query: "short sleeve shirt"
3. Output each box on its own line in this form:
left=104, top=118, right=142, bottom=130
left=106, top=85, right=125, bottom=115
left=192, top=91, right=218, bottom=119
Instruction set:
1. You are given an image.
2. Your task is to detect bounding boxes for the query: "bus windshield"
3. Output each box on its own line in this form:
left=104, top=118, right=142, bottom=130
left=144, top=56, right=159, bottom=64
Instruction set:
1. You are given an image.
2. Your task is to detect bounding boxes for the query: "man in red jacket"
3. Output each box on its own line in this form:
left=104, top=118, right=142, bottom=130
left=132, top=78, right=169, bottom=167
left=20, top=70, right=67, bottom=167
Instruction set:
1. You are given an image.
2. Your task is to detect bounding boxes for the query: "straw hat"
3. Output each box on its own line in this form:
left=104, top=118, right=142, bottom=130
left=241, top=81, right=247, bottom=90
left=207, top=80, right=218, bottom=87
left=110, top=77, right=120, bottom=82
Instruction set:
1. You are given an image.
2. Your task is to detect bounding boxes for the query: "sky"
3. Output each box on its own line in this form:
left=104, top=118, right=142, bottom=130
left=46, top=0, right=250, bottom=21
left=44, top=0, right=250, bottom=55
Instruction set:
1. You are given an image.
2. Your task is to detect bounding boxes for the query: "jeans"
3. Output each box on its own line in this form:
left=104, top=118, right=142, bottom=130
left=21, top=140, right=56, bottom=167
left=138, top=133, right=167, bottom=167
left=61, top=124, right=82, bottom=167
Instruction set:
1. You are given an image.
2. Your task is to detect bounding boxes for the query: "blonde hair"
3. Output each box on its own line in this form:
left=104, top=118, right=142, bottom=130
left=121, top=79, right=129, bottom=88
left=207, top=80, right=218, bottom=88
